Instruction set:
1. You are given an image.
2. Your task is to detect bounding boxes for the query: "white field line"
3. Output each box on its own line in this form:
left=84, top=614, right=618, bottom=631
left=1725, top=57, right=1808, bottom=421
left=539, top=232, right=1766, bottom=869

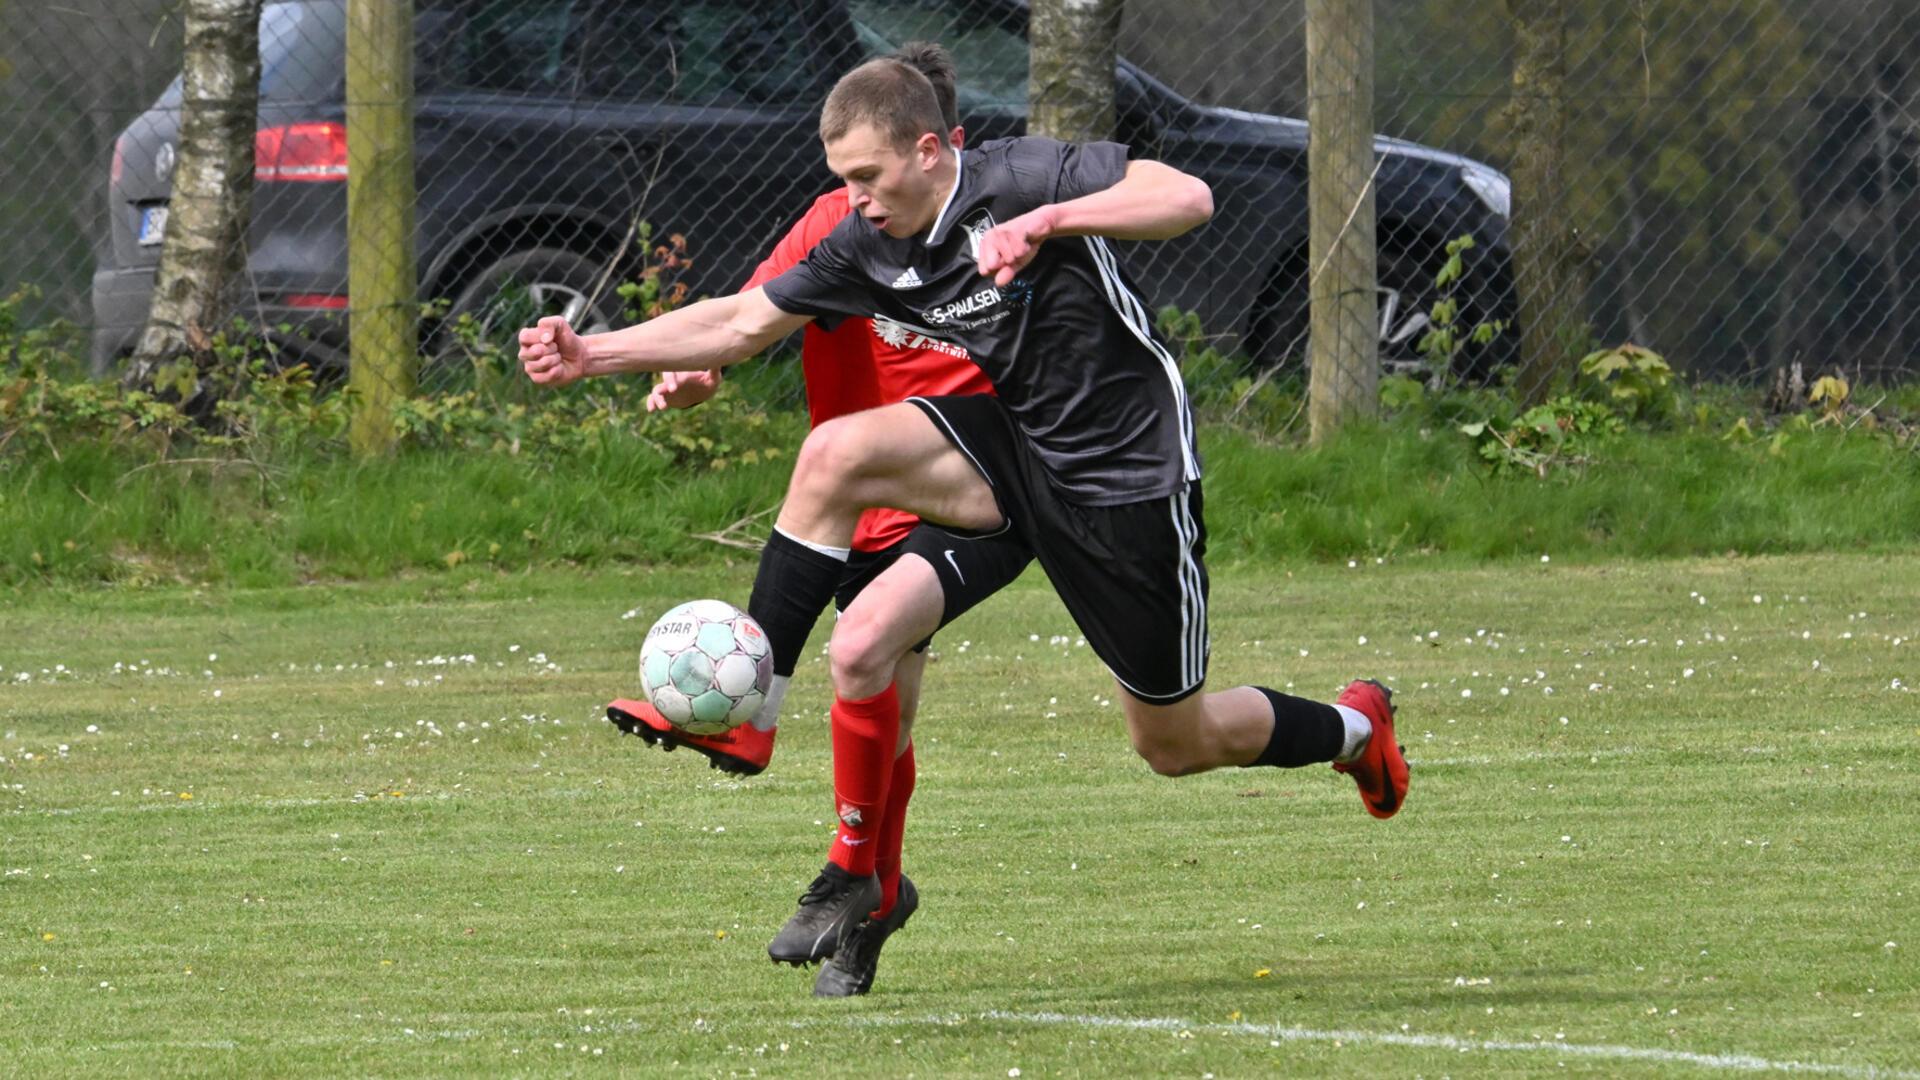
left=839, top=1011, right=1920, bottom=1079
left=23, top=1016, right=1918, bottom=1077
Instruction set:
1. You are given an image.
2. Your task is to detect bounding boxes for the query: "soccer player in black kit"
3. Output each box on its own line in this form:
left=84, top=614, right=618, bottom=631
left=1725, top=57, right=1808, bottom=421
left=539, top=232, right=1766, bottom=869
left=520, top=53, right=1409, bottom=993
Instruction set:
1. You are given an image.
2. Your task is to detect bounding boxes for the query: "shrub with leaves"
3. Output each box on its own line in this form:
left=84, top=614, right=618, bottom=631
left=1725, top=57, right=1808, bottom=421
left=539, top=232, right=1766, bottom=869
left=1577, top=342, right=1676, bottom=422
left=1157, top=305, right=1303, bottom=433
left=1415, top=235, right=1506, bottom=385
left=1459, top=395, right=1625, bottom=477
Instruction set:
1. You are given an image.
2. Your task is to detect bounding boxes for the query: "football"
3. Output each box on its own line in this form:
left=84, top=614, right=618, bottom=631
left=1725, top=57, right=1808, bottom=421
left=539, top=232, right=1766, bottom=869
left=638, top=599, right=773, bottom=735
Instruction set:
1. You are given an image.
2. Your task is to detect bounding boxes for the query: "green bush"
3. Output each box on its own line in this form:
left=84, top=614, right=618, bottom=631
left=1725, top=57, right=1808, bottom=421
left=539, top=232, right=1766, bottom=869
left=6, top=284, right=1920, bottom=588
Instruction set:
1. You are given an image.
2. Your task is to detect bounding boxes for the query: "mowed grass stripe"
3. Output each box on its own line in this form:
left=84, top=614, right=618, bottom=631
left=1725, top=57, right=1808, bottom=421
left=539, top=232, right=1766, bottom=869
left=2, top=554, right=1915, bottom=1077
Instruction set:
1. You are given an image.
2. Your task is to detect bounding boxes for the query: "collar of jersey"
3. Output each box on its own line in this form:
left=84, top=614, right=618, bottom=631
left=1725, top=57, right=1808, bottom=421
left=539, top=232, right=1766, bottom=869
left=923, top=146, right=967, bottom=247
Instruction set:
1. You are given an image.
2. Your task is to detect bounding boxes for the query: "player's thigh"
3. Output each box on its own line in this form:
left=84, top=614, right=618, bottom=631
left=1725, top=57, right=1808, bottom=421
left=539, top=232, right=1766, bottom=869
left=830, top=551, right=946, bottom=691
left=797, top=402, right=1000, bottom=532
left=897, top=526, right=1033, bottom=630
left=1028, top=486, right=1210, bottom=708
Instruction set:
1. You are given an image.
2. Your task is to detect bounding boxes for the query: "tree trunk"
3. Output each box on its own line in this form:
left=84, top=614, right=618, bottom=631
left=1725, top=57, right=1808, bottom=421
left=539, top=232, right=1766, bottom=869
left=1028, top=0, right=1121, bottom=141
left=1871, top=10, right=1908, bottom=369
left=346, top=0, right=417, bottom=457
left=1305, top=0, right=1378, bottom=443
left=125, top=0, right=261, bottom=389
left=1624, top=173, right=1650, bottom=348
left=1504, top=0, right=1582, bottom=406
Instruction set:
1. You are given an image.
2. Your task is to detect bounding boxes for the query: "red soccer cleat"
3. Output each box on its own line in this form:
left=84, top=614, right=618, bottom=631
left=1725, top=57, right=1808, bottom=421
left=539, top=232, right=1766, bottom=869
left=1330, top=679, right=1408, bottom=819
left=606, top=698, right=776, bottom=777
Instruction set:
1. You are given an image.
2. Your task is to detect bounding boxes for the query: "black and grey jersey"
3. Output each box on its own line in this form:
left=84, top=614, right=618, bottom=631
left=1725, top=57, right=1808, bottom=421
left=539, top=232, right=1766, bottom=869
left=760, top=136, right=1200, bottom=506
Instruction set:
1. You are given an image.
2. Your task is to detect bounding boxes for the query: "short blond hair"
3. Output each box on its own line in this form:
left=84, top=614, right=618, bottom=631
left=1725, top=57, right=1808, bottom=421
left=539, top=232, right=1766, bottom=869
left=820, top=56, right=946, bottom=149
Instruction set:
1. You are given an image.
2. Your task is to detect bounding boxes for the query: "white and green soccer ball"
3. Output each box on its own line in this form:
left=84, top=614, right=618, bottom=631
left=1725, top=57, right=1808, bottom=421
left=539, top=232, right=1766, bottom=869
left=639, top=599, right=773, bottom=735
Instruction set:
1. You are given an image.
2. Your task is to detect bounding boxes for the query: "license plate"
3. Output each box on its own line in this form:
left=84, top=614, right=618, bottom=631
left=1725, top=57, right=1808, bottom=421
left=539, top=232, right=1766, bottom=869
left=137, top=205, right=169, bottom=246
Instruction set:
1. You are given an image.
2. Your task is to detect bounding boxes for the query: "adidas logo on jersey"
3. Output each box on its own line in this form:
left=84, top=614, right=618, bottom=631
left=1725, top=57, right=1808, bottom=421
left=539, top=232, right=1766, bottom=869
left=890, top=266, right=923, bottom=289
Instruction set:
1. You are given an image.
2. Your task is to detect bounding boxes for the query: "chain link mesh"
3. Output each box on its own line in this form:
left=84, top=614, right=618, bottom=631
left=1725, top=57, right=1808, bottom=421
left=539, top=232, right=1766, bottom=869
left=3, top=0, right=1915, bottom=423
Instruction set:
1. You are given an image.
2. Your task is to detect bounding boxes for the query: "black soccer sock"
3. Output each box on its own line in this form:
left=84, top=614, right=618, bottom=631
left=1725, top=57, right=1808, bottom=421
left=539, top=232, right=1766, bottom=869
left=749, top=527, right=849, bottom=679
left=1248, top=686, right=1343, bottom=768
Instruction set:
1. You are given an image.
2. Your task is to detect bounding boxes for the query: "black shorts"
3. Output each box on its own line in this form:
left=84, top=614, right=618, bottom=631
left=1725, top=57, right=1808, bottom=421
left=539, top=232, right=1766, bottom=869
left=908, top=394, right=1209, bottom=704
left=834, top=522, right=1033, bottom=650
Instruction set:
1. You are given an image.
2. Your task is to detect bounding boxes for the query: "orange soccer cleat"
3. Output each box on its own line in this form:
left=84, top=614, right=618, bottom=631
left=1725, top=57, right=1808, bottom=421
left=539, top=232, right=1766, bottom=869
left=606, top=698, right=776, bottom=777
left=1330, top=679, right=1408, bottom=819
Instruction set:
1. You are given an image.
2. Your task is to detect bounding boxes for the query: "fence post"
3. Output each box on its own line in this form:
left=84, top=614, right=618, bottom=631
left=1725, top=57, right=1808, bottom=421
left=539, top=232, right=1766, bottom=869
left=1305, top=0, right=1378, bottom=444
left=346, top=0, right=415, bottom=456
left=1029, top=0, right=1121, bottom=142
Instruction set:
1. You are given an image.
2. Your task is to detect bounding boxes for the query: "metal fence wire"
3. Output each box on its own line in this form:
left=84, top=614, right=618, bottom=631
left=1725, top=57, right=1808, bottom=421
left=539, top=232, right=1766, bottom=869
left=4, top=0, right=1918, bottom=412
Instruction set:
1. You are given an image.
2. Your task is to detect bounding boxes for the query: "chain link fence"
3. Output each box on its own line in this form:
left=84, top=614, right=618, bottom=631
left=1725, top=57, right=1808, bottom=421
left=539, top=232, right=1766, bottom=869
left=3, top=0, right=1917, bottom=419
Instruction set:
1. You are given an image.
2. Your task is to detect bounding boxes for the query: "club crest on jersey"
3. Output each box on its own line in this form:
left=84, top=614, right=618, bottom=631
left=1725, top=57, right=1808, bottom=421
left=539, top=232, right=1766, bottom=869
left=961, top=209, right=996, bottom=261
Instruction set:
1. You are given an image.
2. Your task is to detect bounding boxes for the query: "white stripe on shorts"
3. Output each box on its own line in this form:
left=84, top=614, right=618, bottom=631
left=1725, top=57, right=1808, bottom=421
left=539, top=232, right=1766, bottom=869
left=1168, top=486, right=1207, bottom=690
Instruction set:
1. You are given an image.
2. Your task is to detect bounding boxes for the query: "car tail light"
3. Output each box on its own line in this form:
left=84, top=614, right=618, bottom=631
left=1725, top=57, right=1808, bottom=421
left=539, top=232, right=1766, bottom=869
left=111, top=135, right=126, bottom=187
left=283, top=294, right=350, bottom=309
left=255, top=122, right=348, bottom=182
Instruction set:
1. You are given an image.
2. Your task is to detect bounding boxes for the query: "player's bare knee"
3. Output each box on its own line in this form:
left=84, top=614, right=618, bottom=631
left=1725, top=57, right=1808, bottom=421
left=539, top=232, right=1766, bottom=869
left=790, top=424, right=858, bottom=511
left=1128, top=732, right=1207, bottom=778
left=828, top=618, right=896, bottom=699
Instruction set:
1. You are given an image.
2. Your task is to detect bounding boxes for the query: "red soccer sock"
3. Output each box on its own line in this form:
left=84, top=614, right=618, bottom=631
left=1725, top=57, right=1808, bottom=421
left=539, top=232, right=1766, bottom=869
left=873, top=741, right=917, bottom=917
left=825, top=683, right=900, bottom=880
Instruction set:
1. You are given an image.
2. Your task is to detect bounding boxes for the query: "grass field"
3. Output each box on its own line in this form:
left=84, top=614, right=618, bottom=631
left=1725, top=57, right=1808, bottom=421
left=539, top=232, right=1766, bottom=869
left=3, top=555, right=1916, bottom=1077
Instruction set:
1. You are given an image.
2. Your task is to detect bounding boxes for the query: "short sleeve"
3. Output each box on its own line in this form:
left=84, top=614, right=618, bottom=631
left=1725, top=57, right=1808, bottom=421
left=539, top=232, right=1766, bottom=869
left=742, top=190, right=849, bottom=292
left=758, top=218, right=879, bottom=332
left=1004, top=136, right=1131, bottom=208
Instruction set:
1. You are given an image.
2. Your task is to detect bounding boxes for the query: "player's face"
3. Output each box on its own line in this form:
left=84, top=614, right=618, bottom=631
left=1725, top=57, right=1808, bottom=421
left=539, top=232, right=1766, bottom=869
left=826, top=124, right=947, bottom=239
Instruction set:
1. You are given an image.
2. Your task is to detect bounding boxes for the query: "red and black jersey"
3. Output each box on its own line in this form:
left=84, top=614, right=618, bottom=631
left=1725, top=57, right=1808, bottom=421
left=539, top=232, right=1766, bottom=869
left=744, top=189, right=995, bottom=551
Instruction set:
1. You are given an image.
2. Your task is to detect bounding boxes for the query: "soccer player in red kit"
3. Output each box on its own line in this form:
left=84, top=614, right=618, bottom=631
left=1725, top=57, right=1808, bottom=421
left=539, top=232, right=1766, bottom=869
left=604, top=43, right=1031, bottom=996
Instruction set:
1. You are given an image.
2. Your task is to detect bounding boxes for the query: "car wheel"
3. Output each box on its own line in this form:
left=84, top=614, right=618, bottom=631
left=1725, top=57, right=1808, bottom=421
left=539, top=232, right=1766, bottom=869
left=1248, top=242, right=1441, bottom=376
left=428, top=247, right=618, bottom=383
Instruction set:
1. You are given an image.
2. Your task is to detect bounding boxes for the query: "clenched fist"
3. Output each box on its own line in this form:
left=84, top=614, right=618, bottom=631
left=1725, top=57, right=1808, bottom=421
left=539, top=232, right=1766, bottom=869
left=975, top=205, right=1060, bottom=286
left=519, top=315, right=588, bottom=387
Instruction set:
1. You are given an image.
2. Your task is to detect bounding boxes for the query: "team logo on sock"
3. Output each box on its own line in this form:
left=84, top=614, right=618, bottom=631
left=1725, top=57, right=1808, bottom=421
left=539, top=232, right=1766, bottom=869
left=838, top=802, right=864, bottom=828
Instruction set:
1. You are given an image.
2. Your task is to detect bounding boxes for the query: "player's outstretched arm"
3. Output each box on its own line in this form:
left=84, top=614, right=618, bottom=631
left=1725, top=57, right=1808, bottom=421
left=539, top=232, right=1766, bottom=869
left=976, top=160, right=1214, bottom=285
left=519, top=288, right=810, bottom=387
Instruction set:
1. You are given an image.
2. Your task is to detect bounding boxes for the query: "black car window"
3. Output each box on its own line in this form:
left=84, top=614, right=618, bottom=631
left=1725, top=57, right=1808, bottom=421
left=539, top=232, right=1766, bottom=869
left=434, top=0, right=583, bottom=97
left=584, top=2, right=822, bottom=108
left=258, top=1, right=348, bottom=104
left=847, top=0, right=1028, bottom=111
left=159, top=0, right=350, bottom=108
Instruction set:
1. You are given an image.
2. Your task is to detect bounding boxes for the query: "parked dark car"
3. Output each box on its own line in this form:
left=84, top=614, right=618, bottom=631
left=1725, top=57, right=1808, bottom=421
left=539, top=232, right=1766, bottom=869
left=93, top=0, right=1513, bottom=377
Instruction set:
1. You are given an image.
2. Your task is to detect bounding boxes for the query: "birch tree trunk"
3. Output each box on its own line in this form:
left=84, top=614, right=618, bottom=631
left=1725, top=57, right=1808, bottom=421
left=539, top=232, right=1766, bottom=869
left=126, top=0, right=260, bottom=389
left=1028, top=0, right=1121, bottom=141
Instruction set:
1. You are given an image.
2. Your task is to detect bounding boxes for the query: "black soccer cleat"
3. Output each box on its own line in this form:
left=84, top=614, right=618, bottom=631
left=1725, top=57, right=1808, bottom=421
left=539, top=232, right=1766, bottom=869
left=813, top=874, right=918, bottom=998
left=767, top=863, right=881, bottom=967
